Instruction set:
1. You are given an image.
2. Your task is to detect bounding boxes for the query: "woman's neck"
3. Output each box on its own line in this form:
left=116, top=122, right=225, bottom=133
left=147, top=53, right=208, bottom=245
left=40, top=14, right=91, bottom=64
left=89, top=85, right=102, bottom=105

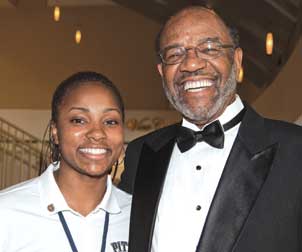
left=54, top=168, right=108, bottom=216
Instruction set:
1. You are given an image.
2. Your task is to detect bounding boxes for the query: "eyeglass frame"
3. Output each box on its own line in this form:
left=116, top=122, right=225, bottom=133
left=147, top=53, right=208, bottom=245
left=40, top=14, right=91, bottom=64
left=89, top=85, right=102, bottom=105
left=158, top=37, right=236, bottom=65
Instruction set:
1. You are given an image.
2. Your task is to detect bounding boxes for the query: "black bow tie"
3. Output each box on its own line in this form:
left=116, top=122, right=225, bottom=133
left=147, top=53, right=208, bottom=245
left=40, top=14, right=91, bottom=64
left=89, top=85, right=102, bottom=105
left=176, top=108, right=246, bottom=153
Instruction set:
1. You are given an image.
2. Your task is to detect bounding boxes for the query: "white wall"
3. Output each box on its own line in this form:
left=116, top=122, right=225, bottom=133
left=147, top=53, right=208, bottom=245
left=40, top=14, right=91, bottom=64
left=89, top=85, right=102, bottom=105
left=0, top=109, right=51, bottom=139
left=295, top=115, right=302, bottom=126
left=252, top=37, right=302, bottom=122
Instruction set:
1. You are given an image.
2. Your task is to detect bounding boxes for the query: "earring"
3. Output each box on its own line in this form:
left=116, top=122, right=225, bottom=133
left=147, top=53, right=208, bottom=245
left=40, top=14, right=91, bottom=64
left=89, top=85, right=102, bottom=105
left=111, top=147, right=125, bottom=185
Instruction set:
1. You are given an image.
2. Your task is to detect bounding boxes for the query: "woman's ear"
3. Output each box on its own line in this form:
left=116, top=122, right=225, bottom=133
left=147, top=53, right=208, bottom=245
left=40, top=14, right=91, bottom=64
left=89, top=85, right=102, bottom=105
left=50, top=122, right=59, bottom=145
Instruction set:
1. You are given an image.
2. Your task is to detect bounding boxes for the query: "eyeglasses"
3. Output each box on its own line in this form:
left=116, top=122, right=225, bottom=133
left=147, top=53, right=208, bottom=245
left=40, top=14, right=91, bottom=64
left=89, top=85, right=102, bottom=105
left=159, top=39, right=235, bottom=65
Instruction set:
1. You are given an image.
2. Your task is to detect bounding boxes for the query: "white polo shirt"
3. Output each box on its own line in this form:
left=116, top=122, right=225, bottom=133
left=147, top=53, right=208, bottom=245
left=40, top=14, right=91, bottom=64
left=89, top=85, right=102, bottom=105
left=0, top=163, right=131, bottom=252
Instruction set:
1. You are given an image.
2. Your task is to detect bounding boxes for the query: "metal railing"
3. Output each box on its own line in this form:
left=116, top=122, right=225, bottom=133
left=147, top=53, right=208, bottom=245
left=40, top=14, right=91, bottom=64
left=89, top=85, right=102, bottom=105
left=0, top=117, right=41, bottom=190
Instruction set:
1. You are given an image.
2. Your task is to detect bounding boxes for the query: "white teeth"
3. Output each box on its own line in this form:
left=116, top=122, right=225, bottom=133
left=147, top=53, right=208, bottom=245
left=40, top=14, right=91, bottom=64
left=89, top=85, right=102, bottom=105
left=79, top=148, right=107, bottom=155
left=184, top=80, right=213, bottom=91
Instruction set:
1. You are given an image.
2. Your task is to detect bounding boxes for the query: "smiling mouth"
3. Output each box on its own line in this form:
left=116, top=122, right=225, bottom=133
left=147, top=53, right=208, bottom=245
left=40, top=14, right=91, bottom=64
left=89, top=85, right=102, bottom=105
left=79, top=148, right=108, bottom=155
left=183, top=80, right=214, bottom=92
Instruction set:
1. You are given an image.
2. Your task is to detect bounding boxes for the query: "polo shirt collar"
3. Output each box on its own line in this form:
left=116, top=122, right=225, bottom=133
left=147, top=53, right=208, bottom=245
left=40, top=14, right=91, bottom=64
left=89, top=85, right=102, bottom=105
left=39, top=163, right=121, bottom=217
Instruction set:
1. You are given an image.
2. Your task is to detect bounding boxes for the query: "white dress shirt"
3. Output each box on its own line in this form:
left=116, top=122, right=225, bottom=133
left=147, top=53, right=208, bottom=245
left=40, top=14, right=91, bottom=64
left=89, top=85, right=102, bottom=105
left=152, top=96, right=244, bottom=252
left=0, top=163, right=131, bottom=252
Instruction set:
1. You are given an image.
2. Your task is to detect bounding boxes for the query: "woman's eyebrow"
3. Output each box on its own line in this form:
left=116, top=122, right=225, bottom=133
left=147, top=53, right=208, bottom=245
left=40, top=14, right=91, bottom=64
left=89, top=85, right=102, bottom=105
left=68, top=107, right=89, bottom=112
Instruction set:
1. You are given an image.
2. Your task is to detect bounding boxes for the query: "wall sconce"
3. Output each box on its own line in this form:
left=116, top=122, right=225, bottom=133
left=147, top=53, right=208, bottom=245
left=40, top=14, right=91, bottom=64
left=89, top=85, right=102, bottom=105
left=75, top=30, right=82, bottom=44
left=53, top=6, right=60, bottom=22
left=266, top=32, right=273, bottom=55
left=238, top=66, right=244, bottom=83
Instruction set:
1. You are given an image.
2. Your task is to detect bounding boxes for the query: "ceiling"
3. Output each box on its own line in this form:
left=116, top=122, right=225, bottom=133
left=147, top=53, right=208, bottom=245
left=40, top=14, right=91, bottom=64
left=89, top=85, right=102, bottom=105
left=0, top=0, right=16, bottom=7
left=107, top=0, right=302, bottom=89
left=49, top=0, right=302, bottom=89
left=47, top=0, right=118, bottom=7
left=2, top=0, right=302, bottom=90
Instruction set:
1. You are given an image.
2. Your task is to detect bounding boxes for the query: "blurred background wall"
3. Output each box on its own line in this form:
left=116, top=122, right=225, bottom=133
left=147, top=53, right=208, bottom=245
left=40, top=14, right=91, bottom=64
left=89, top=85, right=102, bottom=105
left=0, top=0, right=301, bottom=188
left=0, top=0, right=301, bottom=123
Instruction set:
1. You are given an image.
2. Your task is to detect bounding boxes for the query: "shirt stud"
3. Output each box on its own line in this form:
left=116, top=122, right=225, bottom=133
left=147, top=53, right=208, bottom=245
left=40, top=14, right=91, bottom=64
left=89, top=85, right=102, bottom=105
left=196, top=165, right=202, bottom=170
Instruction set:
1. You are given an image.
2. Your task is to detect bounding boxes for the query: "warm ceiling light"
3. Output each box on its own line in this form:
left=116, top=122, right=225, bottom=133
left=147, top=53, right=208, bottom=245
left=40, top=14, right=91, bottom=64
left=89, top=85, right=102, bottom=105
left=266, top=32, right=273, bottom=55
left=238, top=66, right=244, bottom=83
left=75, top=30, right=82, bottom=44
left=54, top=6, right=60, bottom=22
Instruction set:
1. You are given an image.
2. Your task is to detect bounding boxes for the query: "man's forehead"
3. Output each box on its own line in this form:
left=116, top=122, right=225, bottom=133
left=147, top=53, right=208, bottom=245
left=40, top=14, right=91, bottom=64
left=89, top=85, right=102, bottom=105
left=160, top=9, right=231, bottom=47
left=169, top=7, right=214, bottom=22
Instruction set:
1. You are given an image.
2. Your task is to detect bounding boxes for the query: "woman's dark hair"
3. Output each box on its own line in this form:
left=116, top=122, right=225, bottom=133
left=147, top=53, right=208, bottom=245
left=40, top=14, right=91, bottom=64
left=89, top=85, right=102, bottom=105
left=39, top=71, right=125, bottom=174
left=51, top=71, right=125, bottom=123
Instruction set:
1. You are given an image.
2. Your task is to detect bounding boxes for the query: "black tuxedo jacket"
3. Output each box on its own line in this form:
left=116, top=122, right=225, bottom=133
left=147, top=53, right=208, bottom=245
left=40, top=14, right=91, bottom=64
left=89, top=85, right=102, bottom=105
left=119, top=105, right=302, bottom=252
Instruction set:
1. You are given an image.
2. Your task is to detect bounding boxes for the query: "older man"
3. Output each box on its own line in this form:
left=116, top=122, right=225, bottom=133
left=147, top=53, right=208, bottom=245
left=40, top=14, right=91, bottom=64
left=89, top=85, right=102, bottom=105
left=120, top=5, right=302, bottom=252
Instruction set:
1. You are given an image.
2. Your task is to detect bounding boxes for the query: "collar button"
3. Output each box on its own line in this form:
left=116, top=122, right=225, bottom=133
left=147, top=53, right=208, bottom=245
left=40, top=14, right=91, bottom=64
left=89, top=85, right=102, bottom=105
left=47, top=204, right=55, bottom=212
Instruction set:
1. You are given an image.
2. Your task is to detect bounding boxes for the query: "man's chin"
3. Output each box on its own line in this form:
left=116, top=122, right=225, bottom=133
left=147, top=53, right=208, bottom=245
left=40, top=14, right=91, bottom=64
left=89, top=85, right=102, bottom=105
left=179, top=100, right=222, bottom=123
left=180, top=108, right=210, bottom=123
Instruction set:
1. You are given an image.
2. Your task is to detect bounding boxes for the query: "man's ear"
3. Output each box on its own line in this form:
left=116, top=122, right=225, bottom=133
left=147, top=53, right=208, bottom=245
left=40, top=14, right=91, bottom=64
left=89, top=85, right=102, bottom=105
left=157, top=63, right=163, bottom=77
left=234, top=47, right=243, bottom=80
left=50, top=122, right=59, bottom=145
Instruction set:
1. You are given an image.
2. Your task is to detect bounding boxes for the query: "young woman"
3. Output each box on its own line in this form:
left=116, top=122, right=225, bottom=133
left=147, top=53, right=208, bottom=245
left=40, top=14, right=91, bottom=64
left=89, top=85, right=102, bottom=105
left=0, top=71, right=131, bottom=252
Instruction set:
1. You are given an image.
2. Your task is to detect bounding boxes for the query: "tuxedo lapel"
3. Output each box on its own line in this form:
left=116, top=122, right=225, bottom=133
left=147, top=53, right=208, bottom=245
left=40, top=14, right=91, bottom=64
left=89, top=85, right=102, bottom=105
left=196, top=106, right=279, bottom=252
left=129, top=125, right=178, bottom=252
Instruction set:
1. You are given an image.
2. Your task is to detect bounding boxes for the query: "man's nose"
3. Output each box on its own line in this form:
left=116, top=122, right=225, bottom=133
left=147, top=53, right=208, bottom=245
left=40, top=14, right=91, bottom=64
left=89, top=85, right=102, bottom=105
left=179, top=49, right=207, bottom=72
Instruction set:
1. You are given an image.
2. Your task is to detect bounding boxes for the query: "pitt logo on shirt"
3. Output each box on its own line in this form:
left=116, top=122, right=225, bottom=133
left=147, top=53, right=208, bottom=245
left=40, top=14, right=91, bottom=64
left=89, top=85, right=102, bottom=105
left=110, top=241, right=128, bottom=252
